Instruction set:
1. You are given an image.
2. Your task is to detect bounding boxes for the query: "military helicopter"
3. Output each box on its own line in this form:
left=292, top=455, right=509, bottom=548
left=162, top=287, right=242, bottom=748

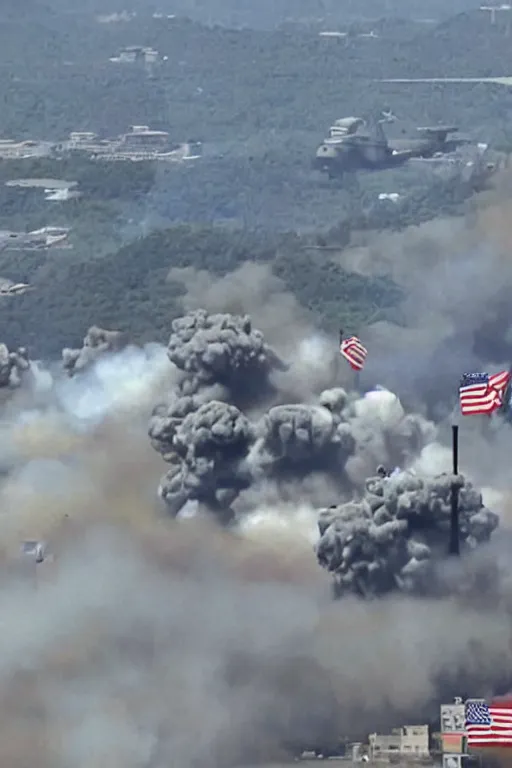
left=314, top=110, right=470, bottom=179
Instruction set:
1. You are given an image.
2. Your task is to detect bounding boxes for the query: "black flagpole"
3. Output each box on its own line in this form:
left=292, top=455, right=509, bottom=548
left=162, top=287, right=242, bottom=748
left=334, top=328, right=343, bottom=383
left=449, top=424, right=460, bottom=556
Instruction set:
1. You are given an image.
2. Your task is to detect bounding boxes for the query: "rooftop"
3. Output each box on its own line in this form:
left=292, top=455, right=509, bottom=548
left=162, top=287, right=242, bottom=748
left=6, top=178, right=78, bottom=190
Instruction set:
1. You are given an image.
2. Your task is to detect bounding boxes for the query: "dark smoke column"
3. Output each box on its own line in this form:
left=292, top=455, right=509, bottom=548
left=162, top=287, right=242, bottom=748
left=0, top=343, right=31, bottom=388
left=316, top=469, right=499, bottom=598
left=166, top=309, right=286, bottom=401
left=149, top=319, right=448, bottom=526
left=149, top=309, right=286, bottom=521
left=62, top=326, right=126, bottom=376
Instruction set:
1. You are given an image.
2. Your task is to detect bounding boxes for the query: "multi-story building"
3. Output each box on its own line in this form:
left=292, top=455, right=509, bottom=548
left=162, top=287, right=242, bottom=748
left=369, top=725, right=430, bottom=761
left=440, top=698, right=467, bottom=768
left=441, top=699, right=466, bottom=752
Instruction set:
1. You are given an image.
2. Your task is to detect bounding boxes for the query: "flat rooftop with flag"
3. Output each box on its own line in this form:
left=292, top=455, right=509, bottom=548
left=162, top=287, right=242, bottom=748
left=459, top=371, right=510, bottom=416
left=465, top=699, right=512, bottom=748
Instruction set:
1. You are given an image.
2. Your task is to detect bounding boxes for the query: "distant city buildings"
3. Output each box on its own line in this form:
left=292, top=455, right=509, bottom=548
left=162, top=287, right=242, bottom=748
left=109, top=46, right=160, bottom=64
left=6, top=178, right=81, bottom=201
left=55, top=125, right=202, bottom=162
left=0, top=226, right=71, bottom=252
left=96, top=11, right=176, bottom=23
left=318, top=29, right=379, bottom=40
left=0, top=139, right=53, bottom=159
left=344, top=698, right=471, bottom=765
left=96, top=11, right=135, bottom=23
left=0, top=126, right=201, bottom=165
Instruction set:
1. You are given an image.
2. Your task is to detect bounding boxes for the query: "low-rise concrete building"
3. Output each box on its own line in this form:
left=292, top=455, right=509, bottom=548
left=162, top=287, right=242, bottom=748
left=369, top=725, right=430, bottom=761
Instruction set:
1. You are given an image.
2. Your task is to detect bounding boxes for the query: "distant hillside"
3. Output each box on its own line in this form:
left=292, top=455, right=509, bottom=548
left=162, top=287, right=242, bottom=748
left=44, top=0, right=481, bottom=28
left=0, top=225, right=402, bottom=356
left=1, top=12, right=511, bottom=147
left=0, top=8, right=508, bottom=235
left=392, top=10, right=512, bottom=77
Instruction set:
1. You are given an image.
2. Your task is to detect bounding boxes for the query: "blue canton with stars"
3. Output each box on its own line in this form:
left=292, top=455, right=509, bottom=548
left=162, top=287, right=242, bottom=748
left=466, top=702, right=492, bottom=726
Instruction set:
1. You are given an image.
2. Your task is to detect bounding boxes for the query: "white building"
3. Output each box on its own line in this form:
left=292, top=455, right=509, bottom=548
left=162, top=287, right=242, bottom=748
left=109, top=46, right=159, bottom=64
left=0, top=139, right=52, bottom=159
left=440, top=698, right=467, bottom=761
left=369, top=725, right=430, bottom=761
left=59, top=132, right=112, bottom=154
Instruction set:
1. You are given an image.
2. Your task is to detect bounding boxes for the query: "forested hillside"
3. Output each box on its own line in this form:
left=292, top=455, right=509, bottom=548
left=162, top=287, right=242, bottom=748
left=0, top=225, right=403, bottom=356
left=42, top=0, right=481, bottom=28
left=0, top=5, right=508, bottom=356
left=1, top=11, right=512, bottom=142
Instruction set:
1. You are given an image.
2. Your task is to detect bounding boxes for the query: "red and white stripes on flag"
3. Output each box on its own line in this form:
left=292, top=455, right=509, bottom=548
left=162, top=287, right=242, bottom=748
left=459, top=371, right=511, bottom=416
left=465, top=699, right=512, bottom=748
left=340, top=335, right=367, bottom=372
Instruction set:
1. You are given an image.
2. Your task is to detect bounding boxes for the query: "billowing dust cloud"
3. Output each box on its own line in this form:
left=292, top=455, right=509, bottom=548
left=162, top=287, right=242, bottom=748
left=2, top=232, right=512, bottom=766
left=339, top=194, right=512, bottom=418
left=147, top=276, right=503, bottom=599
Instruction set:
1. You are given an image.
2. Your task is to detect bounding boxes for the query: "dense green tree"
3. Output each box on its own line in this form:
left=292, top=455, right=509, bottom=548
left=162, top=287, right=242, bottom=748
left=0, top=224, right=403, bottom=357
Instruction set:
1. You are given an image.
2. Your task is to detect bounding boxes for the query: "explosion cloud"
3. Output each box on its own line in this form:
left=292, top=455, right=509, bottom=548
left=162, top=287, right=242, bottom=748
left=151, top=310, right=438, bottom=525
left=341, top=195, right=512, bottom=417
left=148, top=305, right=505, bottom=610
left=317, top=469, right=499, bottom=598
left=62, top=325, right=126, bottom=377
left=166, top=308, right=286, bottom=401
left=154, top=399, right=254, bottom=521
left=0, top=342, right=31, bottom=389
left=2, top=218, right=512, bottom=766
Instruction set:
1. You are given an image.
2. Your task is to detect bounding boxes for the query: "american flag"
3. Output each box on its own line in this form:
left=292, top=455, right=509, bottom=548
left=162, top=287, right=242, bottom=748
left=459, top=371, right=511, bottom=416
left=340, top=335, right=368, bottom=372
left=465, top=700, right=512, bottom=748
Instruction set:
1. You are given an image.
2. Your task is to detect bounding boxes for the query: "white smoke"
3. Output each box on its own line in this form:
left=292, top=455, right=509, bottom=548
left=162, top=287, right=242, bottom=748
left=55, top=343, right=170, bottom=426
left=354, top=388, right=408, bottom=427
left=274, top=333, right=339, bottom=400
left=413, top=442, right=452, bottom=475
left=0, top=326, right=510, bottom=767
left=238, top=502, right=320, bottom=548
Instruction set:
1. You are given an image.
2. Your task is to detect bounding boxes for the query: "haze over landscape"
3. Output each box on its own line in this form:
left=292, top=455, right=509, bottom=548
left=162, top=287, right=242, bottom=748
left=2, top=1, right=512, bottom=766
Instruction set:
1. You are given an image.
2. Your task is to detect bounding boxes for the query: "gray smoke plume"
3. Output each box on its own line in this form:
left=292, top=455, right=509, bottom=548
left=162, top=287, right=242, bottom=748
left=155, top=400, right=254, bottom=522
left=168, top=263, right=312, bottom=357
left=168, top=262, right=339, bottom=401
left=147, top=292, right=509, bottom=607
left=343, top=196, right=512, bottom=415
left=148, top=306, right=504, bottom=604
left=0, top=318, right=511, bottom=768
left=317, top=468, right=499, bottom=599
left=167, top=308, right=287, bottom=402
left=4, top=188, right=512, bottom=766
left=150, top=310, right=437, bottom=522
left=0, top=343, right=31, bottom=389
left=62, top=325, right=126, bottom=377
